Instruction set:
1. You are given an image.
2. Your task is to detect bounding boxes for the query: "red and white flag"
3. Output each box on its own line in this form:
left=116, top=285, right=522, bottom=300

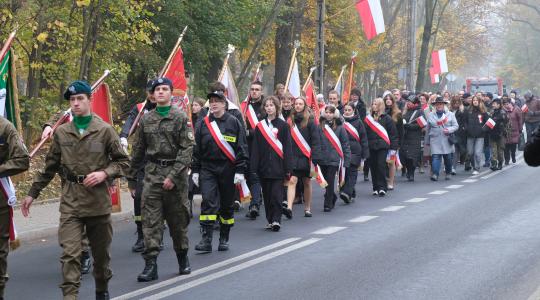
left=431, top=49, right=448, bottom=74
left=522, top=104, right=529, bottom=113
left=220, top=64, right=240, bottom=110
left=163, top=46, right=189, bottom=112
left=355, top=0, right=386, bottom=40
left=416, top=116, right=428, bottom=128
left=485, top=118, right=496, bottom=129
left=303, top=78, right=320, bottom=124
left=429, top=67, right=440, bottom=84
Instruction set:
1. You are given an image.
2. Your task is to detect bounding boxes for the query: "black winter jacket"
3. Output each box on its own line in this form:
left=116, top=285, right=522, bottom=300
left=250, top=117, right=293, bottom=179
left=401, top=107, right=425, bottom=158
left=343, top=115, right=369, bottom=166
left=318, top=118, right=351, bottom=167
left=192, top=112, right=248, bottom=174
left=364, top=113, right=399, bottom=151
left=290, top=115, right=322, bottom=172
left=464, top=108, right=489, bottom=138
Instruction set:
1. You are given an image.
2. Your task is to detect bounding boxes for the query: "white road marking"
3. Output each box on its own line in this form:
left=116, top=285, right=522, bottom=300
left=311, top=226, right=347, bottom=235
left=445, top=185, right=464, bottom=189
left=379, top=206, right=405, bottom=212
left=112, top=237, right=301, bottom=300
left=481, top=159, right=522, bottom=179
left=140, top=238, right=322, bottom=300
left=404, top=197, right=428, bottom=203
left=462, top=179, right=477, bottom=183
left=428, top=190, right=448, bottom=195
left=348, top=216, right=379, bottom=223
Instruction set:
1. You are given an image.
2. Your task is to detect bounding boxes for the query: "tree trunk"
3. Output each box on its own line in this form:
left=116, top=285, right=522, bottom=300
left=79, top=0, right=102, bottom=80
left=415, top=0, right=434, bottom=92
left=274, top=0, right=294, bottom=88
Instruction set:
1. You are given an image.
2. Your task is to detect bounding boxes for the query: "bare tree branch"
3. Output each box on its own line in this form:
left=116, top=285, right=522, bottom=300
left=509, top=16, right=540, bottom=32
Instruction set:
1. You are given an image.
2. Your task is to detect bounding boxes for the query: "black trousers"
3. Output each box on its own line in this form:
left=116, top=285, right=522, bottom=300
left=320, top=165, right=338, bottom=209
left=342, top=164, right=359, bottom=197
left=200, top=161, right=235, bottom=226
left=261, top=178, right=283, bottom=224
left=369, top=149, right=388, bottom=192
left=504, top=143, right=517, bottom=163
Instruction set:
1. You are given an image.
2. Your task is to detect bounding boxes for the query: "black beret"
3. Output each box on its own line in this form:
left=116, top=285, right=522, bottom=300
left=64, top=80, right=91, bottom=100
left=150, top=77, right=173, bottom=93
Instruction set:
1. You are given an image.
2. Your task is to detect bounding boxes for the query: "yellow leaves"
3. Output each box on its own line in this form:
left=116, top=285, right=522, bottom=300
left=76, top=0, right=91, bottom=7
left=36, top=32, right=48, bottom=43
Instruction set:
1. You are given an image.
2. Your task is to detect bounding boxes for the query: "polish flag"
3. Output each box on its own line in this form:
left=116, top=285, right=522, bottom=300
left=220, top=64, right=240, bottom=109
left=429, top=67, right=440, bottom=84
left=416, top=116, right=428, bottom=128
left=522, top=104, right=529, bottom=113
left=288, top=56, right=301, bottom=98
left=303, top=78, right=320, bottom=124
left=485, top=118, right=496, bottom=129
left=355, top=0, right=386, bottom=40
left=431, top=49, right=448, bottom=74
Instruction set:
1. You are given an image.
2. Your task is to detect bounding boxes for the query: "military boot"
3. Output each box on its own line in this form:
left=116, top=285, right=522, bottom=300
left=81, top=250, right=92, bottom=274
left=218, top=225, right=231, bottom=251
left=137, top=258, right=158, bottom=282
left=195, top=225, right=213, bottom=252
left=132, top=221, right=144, bottom=252
left=176, top=249, right=191, bottom=275
left=96, top=291, right=110, bottom=300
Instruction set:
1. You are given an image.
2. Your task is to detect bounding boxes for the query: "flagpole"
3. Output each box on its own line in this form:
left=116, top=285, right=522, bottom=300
left=128, top=27, right=189, bottom=137
left=344, top=52, right=357, bottom=104
left=218, top=44, right=236, bottom=82
left=252, top=62, right=262, bottom=82
left=0, top=31, right=16, bottom=64
left=336, top=64, right=347, bottom=101
left=285, top=41, right=300, bottom=92
left=30, top=69, right=112, bottom=158
left=302, top=66, right=317, bottom=91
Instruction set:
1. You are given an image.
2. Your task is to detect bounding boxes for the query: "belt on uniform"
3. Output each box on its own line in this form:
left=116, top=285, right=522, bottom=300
left=148, top=158, right=176, bottom=167
left=65, top=174, right=87, bottom=184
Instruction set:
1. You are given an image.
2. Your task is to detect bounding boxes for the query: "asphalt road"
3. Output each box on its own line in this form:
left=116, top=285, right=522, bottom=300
left=7, top=155, right=540, bottom=300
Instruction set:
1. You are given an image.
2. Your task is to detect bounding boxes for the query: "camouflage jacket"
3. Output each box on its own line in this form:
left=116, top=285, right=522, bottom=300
left=0, top=117, right=29, bottom=209
left=128, top=106, right=193, bottom=189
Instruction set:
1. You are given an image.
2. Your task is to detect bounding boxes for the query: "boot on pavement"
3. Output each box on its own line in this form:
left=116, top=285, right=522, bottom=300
left=132, top=221, right=144, bottom=252
left=218, top=225, right=231, bottom=251
left=96, top=291, right=110, bottom=300
left=176, top=249, right=191, bottom=275
left=137, top=258, right=158, bottom=282
left=81, top=250, right=92, bottom=274
left=195, top=224, right=213, bottom=252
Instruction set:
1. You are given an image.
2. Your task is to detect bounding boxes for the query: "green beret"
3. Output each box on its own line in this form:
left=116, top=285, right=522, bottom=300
left=64, top=80, right=92, bottom=100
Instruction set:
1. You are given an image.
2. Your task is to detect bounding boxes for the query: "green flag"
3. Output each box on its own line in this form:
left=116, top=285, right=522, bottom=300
left=0, top=50, right=19, bottom=128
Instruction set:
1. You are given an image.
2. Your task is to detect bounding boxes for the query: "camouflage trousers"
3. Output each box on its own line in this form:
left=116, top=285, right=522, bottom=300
left=141, top=181, right=190, bottom=259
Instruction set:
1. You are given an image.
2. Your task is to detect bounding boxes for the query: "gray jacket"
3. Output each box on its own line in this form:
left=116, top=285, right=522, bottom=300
left=424, top=111, right=459, bottom=155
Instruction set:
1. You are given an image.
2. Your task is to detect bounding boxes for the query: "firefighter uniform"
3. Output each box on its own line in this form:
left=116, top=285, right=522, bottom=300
left=192, top=104, right=248, bottom=252
left=28, top=81, right=129, bottom=300
left=0, top=117, right=30, bottom=298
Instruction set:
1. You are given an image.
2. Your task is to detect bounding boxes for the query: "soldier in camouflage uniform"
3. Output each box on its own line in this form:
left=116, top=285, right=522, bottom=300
left=0, top=117, right=30, bottom=299
left=22, top=80, right=130, bottom=300
left=128, top=77, right=193, bottom=282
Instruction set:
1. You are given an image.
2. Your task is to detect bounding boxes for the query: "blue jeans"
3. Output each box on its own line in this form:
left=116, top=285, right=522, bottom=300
left=431, top=153, right=453, bottom=176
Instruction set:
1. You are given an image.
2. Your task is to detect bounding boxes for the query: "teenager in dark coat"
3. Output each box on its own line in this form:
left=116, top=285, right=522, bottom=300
left=401, top=96, right=425, bottom=181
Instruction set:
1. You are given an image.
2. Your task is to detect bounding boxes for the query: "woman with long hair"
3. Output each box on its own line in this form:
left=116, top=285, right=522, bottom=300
left=340, top=103, right=369, bottom=203
left=364, top=98, right=398, bottom=196
left=383, top=93, right=403, bottom=190
left=188, top=97, right=207, bottom=216
left=250, top=96, right=292, bottom=231
left=463, top=95, right=489, bottom=174
left=450, top=95, right=467, bottom=173
left=283, top=97, right=322, bottom=218
left=318, top=105, right=351, bottom=211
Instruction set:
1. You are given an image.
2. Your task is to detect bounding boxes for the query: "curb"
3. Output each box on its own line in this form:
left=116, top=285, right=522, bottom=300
left=18, top=209, right=134, bottom=243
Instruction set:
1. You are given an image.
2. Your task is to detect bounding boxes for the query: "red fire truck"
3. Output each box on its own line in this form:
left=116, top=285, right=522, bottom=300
left=465, top=77, right=504, bottom=95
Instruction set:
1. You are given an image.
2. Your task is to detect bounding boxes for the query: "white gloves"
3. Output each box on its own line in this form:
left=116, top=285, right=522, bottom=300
left=192, top=173, right=199, bottom=187
left=120, top=137, right=128, bottom=152
left=233, top=173, right=245, bottom=184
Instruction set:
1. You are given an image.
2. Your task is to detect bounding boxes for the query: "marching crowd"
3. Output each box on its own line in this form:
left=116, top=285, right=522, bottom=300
left=0, top=77, right=535, bottom=300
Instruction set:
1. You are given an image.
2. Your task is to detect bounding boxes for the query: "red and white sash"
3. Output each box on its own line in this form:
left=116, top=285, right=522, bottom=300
left=256, top=119, right=283, bottom=159
left=241, top=102, right=260, bottom=129
left=343, top=121, right=360, bottom=142
left=291, top=125, right=327, bottom=187
left=204, top=116, right=236, bottom=163
left=322, top=124, right=345, bottom=186
left=0, top=177, right=18, bottom=249
left=364, top=115, right=390, bottom=145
